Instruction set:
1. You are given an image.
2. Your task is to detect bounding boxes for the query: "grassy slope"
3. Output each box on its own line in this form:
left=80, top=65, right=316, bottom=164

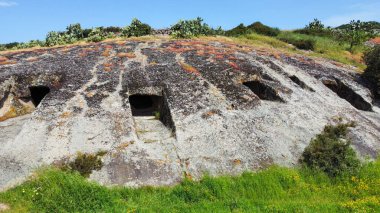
left=276, top=32, right=367, bottom=70
left=1, top=32, right=368, bottom=71
left=0, top=159, right=379, bottom=212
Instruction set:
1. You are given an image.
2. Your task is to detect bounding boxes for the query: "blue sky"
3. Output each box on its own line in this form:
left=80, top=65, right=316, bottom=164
left=1, top=0, right=379, bottom=43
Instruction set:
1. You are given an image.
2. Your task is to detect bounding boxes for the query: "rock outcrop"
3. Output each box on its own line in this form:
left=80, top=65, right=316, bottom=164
left=0, top=38, right=379, bottom=190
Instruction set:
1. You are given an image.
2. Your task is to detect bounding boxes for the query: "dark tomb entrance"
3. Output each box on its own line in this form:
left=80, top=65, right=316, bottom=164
left=243, top=81, right=284, bottom=102
left=129, top=94, right=163, bottom=117
left=29, top=86, right=50, bottom=107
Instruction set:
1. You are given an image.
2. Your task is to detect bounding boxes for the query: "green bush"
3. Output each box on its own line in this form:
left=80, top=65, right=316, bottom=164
left=225, top=24, right=249, bottom=37
left=247, top=22, right=280, bottom=37
left=300, top=122, right=360, bottom=177
left=278, top=33, right=316, bottom=50
left=122, top=18, right=152, bottom=37
left=170, top=17, right=223, bottom=38
left=61, top=151, right=107, bottom=177
left=363, top=46, right=380, bottom=97
left=86, top=27, right=108, bottom=42
left=66, top=23, right=84, bottom=39
left=226, top=22, right=279, bottom=37
left=334, top=20, right=377, bottom=52
left=104, top=26, right=123, bottom=34
left=45, top=31, right=67, bottom=46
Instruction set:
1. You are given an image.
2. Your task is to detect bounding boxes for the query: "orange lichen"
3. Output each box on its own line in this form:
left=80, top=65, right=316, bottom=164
left=180, top=62, right=201, bottom=76
left=78, top=51, right=88, bottom=57
left=0, top=56, right=9, bottom=62
left=102, top=49, right=111, bottom=57
left=0, top=60, right=16, bottom=65
left=227, top=61, right=240, bottom=70
left=117, top=52, right=136, bottom=58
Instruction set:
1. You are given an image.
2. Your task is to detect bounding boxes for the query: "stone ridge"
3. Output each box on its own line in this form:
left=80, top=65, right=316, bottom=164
left=0, top=38, right=379, bottom=190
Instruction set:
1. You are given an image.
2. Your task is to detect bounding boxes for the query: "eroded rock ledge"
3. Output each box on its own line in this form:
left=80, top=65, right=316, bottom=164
left=0, top=38, right=379, bottom=190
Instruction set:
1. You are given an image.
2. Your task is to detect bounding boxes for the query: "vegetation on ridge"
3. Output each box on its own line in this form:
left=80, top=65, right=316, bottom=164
left=1, top=18, right=378, bottom=71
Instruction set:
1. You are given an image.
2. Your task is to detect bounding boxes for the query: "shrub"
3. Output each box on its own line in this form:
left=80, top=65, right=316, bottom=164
left=104, top=26, right=123, bottom=34
left=60, top=151, right=107, bottom=177
left=306, top=19, right=325, bottom=31
left=293, top=19, right=336, bottom=37
left=226, top=22, right=279, bottom=37
left=66, top=23, right=84, bottom=39
left=45, top=31, right=67, bottom=46
left=363, top=46, right=380, bottom=97
left=4, top=42, right=20, bottom=49
left=334, top=20, right=377, bottom=52
left=87, top=27, right=108, bottom=42
left=247, top=22, right=280, bottom=37
left=278, top=33, right=316, bottom=50
left=170, top=17, right=222, bottom=38
left=122, top=18, right=152, bottom=37
left=225, top=24, right=249, bottom=37
left=300, top=122, right=360, bottom=177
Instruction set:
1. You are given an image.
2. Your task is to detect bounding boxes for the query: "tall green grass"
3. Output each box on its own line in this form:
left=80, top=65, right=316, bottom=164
left=277, top=32, right=367, bottom=69
left=1, top=159, right=379, bottom=212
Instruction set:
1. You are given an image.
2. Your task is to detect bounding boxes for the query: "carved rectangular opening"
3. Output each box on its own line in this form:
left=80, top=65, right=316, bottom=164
left=129, top=94, right=162, bottom=117
left=290, top=75, right=315, bottom=92
left=243, top=81, right=284, bottom=102
left=29, top=86, right=50, bottom=107
left=129, top=92, right=176, bottom=140
left=323, top=79, right=372, bottom=111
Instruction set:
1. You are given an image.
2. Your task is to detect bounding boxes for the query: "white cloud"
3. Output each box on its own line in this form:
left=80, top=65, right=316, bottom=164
left=0, top=1, right=18, bottom=7
left=324, top=2, right=380, bottom=27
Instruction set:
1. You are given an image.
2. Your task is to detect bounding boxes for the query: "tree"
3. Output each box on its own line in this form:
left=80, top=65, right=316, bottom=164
left=122, top=18, right=152, bottom=37
left=341, top=20, right=376, bottom=52
left=66, top=23, right=84, bottom=39
left=363, top=46, right=380, bottom=97
left=306, top=18, right=325, bottom=31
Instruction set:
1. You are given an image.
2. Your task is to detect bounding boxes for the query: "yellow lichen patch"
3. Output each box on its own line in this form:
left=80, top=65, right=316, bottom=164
left=117, top=52, right=136, bottom=58
left=0, top=106, right=18, bottom=122
left=116, top=141, right=134, bottom=151
left=86, top=91, right=95, bottom=98
left=0, top=96, right=35, bottom=122
left=59, top=111, right=71, bottom=119
left=180, top=62, right=201, bottom=76
left=233, top=159, right=242, bottom=165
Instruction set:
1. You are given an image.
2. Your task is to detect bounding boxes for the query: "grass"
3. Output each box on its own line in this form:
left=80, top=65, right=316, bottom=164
left=220, top=31, right=368, bottom=70
left=277, top=32, right=368, bottom=70
left=0, top=159, right=379, bottom=212
left=1, top=31, right=368, bottom=71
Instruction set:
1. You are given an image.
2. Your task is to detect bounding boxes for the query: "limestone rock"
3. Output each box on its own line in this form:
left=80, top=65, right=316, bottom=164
left=0, top=38, right=379, bottom=191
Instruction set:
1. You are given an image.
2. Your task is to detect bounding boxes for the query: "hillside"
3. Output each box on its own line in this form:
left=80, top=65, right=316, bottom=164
left=1, top=37, right=379, bottom=193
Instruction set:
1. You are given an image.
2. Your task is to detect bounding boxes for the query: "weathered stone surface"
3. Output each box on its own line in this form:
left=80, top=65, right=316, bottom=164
left=0, top=38, right=379, bottom=191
